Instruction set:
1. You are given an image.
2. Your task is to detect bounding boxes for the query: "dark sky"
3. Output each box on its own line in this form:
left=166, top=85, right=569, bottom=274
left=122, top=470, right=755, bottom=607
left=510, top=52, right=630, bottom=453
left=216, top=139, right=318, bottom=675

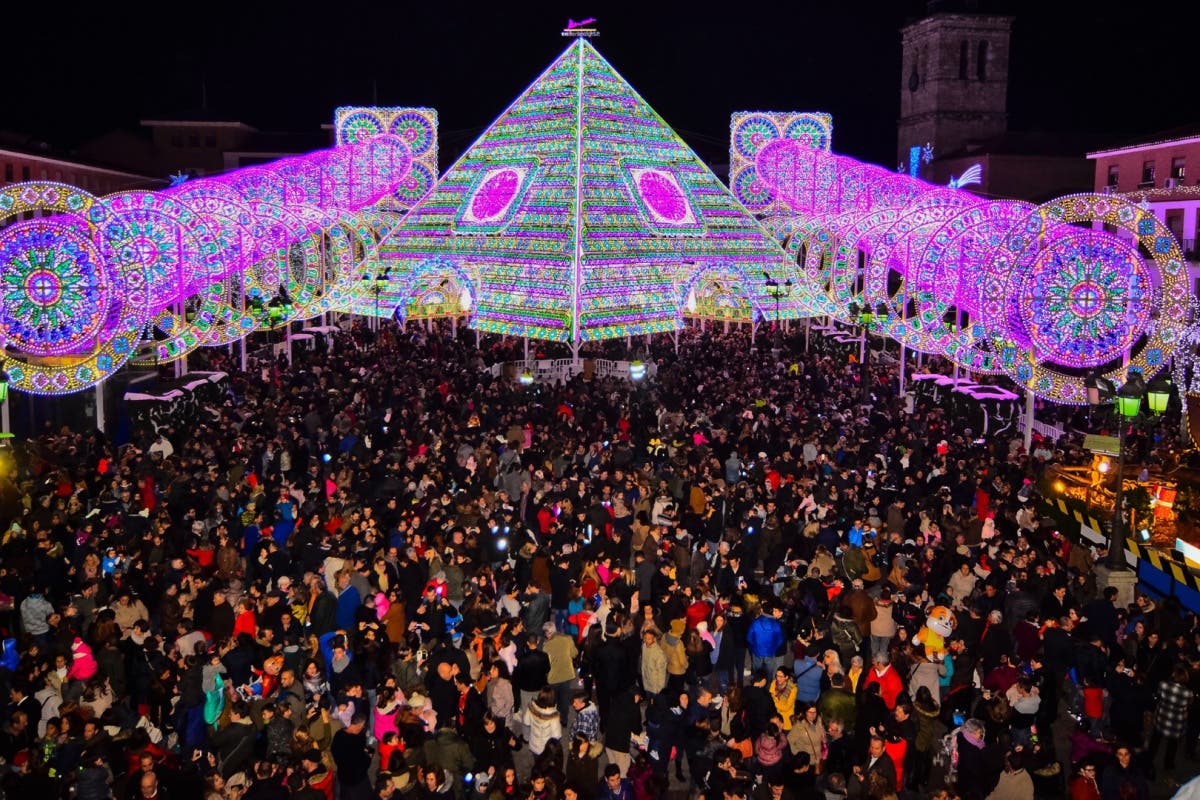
left=0, top=1, right=1189, bottom=168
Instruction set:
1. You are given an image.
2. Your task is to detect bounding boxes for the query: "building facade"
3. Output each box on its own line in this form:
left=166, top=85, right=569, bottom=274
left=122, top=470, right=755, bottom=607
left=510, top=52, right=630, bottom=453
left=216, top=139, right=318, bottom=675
left=1088, top=130, right=1200, bottom=298
left=0, top=143, right=154, bottom=196
left=1087, top=131, right=1200, bottom=256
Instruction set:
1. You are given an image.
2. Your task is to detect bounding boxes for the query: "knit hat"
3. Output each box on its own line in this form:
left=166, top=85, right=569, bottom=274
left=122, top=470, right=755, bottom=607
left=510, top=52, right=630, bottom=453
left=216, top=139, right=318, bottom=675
left=669, top=618, right=686, bottom=638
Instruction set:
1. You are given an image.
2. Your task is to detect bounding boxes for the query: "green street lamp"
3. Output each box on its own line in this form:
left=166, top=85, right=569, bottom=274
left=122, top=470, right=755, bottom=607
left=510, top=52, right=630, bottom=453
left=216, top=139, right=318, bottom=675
left=1115, top=381, right=1143, bottom=420
left=0, top=365, right=9, bottom=405
left=1147, top=377, right=1172, bottom=415
left=1088, top=371, right=1172, bottom=570
left=847, top=302, right=885, bottom=404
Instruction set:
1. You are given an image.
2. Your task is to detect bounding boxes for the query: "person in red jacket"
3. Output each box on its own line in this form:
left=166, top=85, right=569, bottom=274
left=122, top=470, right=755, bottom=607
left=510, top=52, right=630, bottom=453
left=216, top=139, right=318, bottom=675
left=231, top=598, right=257, bottom=640
left=1068, top=762, right=1101, bottom=800
left=862, top=654, right=904, bottom=709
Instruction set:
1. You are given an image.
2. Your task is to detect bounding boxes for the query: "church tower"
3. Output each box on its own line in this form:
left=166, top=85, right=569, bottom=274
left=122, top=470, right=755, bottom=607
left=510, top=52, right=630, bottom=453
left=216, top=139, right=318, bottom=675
left=897, top=2, right=1014, bottom=169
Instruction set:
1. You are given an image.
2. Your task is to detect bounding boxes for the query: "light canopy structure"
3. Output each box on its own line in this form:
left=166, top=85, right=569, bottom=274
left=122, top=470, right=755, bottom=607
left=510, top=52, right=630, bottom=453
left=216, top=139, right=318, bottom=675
left=0, top=135, right=413, bottom=395
left=378, top=38, right=794, bottom=345
left=738, top=130, right=1194, bottom=404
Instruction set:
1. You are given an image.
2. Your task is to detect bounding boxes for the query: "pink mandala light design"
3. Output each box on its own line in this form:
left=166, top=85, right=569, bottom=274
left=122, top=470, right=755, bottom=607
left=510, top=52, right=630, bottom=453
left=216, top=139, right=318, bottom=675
left=631, top=168, right=695, bottom=225
left=464, top=167, right=525, bottom=224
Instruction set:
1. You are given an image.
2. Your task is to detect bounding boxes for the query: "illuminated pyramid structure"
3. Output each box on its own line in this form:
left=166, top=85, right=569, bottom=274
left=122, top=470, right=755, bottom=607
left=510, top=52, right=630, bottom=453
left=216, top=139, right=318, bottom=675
left=379, top=38, right=795, bottom=344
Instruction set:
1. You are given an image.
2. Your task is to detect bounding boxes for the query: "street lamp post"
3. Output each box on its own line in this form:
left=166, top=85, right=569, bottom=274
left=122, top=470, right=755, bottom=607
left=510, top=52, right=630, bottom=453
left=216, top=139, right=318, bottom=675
left=0, top=363, right=10, bottom=436
left=1087, top=371, right=1172, bottom=572
left=266, top=284, right=295, bottom=365
left=763, top=272, right=793, bottom=356
left=848, top=302, right=885, bottom=405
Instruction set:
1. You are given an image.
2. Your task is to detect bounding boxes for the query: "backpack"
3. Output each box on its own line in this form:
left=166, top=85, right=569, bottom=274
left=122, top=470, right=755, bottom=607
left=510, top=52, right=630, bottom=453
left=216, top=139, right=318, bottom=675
left=832, top=620, right=860, bottom=652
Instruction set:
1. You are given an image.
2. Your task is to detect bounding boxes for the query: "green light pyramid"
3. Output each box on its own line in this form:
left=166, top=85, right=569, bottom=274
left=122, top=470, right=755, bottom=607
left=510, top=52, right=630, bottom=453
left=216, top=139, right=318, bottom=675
left=380, top=38, right=793, bottom=343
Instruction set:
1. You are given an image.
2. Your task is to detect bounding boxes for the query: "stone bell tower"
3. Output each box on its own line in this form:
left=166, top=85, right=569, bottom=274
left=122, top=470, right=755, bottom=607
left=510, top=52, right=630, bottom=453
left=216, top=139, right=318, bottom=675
left=897, top=1, right=1014, bottom=169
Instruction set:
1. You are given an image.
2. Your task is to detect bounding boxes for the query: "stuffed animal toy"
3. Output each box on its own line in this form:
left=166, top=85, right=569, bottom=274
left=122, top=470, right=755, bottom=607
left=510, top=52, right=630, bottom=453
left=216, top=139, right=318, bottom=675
left=915, top=605, right=956, bottom=658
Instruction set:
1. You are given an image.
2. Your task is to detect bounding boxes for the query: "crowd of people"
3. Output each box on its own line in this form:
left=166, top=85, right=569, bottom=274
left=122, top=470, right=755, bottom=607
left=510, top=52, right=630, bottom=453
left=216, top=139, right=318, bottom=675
left=0, top=318, right=1197, bottom=800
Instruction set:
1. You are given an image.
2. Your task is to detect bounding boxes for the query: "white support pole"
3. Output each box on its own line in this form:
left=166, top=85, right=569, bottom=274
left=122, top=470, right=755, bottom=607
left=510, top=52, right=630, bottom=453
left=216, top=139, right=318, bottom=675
left=953, top=307, right=961, bottom=382
left=451, top=316, right=458, bottom=338
left=1023, top=388, right=1035, bottom=454
left=1, top=400, right=9, bottom=436
left=750, top=322, right=757, bottom=349
left=474, top=329, right=480, bottom=349
left=805, top=317, right=810, bottom=352
left=95, top=382, right=107, bottom=434
left=240, top=337, right=248, bottom=372
left=899, top=344, right=906, bottom=398
left=672, top=328, right=679, bottom=354
left=723, top=320, right=729, bottom=334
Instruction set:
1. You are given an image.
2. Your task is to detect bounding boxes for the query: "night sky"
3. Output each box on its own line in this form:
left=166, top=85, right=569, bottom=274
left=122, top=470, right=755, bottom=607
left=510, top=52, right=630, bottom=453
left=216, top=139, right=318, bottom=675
left=0, top=1, right=1189, bottom=168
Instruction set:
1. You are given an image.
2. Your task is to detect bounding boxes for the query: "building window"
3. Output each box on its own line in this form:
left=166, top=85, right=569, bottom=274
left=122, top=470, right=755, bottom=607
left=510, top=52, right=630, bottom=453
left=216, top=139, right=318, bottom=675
left=1141, top=160, right=1156, bottom=186
left=3, top=163, right=12, bottom=183
left=21, top=166, right=30, bottom=180
left=171, top=134, right=183, bottom=147
left=205, top=134, right=216, bottom=147
left=977, top=41, right=988, bottom=81
left=1171, top=157, right=1186, bottom=180
left=959, top=41, right=969, bottom=79
left=188, top=135, right=200, bottom=147
left=1107, top=165, right=1119, bottom=187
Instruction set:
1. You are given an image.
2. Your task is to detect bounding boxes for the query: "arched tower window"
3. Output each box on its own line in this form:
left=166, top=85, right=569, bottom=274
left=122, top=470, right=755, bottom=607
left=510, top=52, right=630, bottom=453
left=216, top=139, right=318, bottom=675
left=959, top=40, right=969, bottom=79
left=977, top=40, right=989, bottom=81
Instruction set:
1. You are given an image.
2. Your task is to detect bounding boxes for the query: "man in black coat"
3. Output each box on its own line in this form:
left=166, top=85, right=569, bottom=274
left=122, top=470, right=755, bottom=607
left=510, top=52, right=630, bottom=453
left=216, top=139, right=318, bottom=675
left=849, top=736, right=896, bottom=797
left=740, top=670, right=775, bottom=739
left=331, top=712, right=373, bottom=800
left=1083, top=586, right=1120, bottom=649
left=593, top=625, right=630, bottom=725
left=512, top=634, right=550, bottom=710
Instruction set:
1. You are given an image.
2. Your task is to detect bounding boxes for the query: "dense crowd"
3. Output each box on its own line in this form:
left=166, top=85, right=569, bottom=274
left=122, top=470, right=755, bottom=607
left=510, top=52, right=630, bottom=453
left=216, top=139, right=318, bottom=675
left=0, top=319, right=1198, bottom=800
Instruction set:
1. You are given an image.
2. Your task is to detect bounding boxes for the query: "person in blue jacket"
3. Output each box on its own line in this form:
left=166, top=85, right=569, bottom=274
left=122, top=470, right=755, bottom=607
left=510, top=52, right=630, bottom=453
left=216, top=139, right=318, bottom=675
left=334, top=570, right=361, bottom=631
left=747, top=602, right=785, bottom=675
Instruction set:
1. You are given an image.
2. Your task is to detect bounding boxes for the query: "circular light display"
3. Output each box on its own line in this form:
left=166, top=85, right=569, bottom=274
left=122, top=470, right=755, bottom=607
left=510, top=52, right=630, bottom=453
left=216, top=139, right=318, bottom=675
left=733, top=115, right=781, bottom=160
left=336, top=111, right=385, bottom=145
left=1017, top=230, right=1151, bottom=368
left=389, top=111, right=436, bottom=155
left=0, top=219, right=109, bottom=355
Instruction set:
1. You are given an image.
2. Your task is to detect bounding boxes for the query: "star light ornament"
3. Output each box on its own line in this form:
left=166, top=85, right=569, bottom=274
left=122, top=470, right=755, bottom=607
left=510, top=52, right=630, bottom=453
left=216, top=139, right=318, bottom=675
left=168, top=172, right=190, bottom=187
left=948, top=164, right=982, bottom=190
